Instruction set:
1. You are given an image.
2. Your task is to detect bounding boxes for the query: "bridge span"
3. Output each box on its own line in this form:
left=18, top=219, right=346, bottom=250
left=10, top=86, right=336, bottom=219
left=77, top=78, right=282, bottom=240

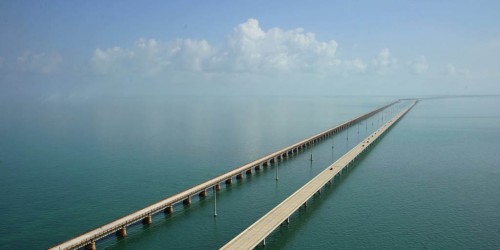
left=221, top=100, right=416, bottom=249
left=49, top=101, right=398, bottom=250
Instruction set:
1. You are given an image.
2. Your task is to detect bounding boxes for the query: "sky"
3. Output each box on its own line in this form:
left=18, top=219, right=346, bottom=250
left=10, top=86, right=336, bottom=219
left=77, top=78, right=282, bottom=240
left=0, top=0, right=499, bottom=99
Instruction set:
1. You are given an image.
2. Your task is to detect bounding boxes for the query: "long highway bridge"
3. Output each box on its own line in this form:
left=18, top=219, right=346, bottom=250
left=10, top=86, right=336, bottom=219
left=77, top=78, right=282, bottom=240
left=221, top=100, right=417, bottom=249
left=50, top=100, right=402, bottom=250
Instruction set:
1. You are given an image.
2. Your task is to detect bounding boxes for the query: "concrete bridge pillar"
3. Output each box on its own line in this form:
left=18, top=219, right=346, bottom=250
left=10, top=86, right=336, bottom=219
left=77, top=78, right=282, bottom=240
left=255, top=165, right=261, bottom=171
left=246, top=169, right=252, bottom=175
left=225, top=178, right=233, bottom=185
left=85, top=240, right=96, bottom=250
left=116, top=227, right=127, bottom=237
left=142, top=214, right=152, bottom=225
left=183, top=196, right=192, bottom=205
left=199, top=189, right=208, bottom=197
left=215, top=183, right=221, bottom=190
left=164, top=206, right=174, bottom=214
left=263, top=161, right=269, bottom=167
left=236, top=173, right=243, bottom=179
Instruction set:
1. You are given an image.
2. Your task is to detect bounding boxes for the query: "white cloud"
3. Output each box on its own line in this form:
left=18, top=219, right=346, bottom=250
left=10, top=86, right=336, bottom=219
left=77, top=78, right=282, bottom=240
left=90, top=19, right=443, bottom=82
left=222, top=18, right=340, bottom=72
left=91, top=38, right=215, bottom=76
left=343, top=59, right=367, bottom=73
left=372, top=48, right=397, bottom=74
left=447, top=63, right=457, bottom=76
left=16, top=51, right=63, bottom=74
left=91, top=19, right=359, bottom=76
left=410, top=56, right=429, bottom=74
left=447, top=63, right=470, bottom=77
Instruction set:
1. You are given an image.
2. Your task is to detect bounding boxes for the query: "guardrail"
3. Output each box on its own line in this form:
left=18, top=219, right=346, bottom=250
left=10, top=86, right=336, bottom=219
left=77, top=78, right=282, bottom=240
left=49, top=100, right=398, bottom=250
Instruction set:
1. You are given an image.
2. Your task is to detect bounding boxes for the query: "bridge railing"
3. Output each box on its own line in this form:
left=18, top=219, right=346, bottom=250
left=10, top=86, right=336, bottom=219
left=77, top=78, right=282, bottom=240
left=50, top=100, right=399, bottom=250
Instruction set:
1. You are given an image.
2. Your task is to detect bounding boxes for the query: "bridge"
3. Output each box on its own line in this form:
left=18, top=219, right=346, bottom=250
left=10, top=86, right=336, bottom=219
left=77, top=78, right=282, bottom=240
left=49, top=101, right=399, bottom=250
left=221, top=100, right=417, bottom=249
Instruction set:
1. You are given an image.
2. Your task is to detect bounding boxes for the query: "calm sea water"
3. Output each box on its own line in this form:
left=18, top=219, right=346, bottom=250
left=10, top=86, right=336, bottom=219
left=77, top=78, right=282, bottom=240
left=0, top=96, right=498, bottom=249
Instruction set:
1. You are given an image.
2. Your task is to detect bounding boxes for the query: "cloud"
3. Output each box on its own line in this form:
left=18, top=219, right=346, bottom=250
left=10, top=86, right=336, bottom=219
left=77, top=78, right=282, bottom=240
left=410, top=56, right=429, bottom=74
left=91, top=38, right=215, bottom=76
left=447, top=64, right=457, bottom=75
left=372, top=48, right=397, bottom=74
left=221, top=18, right=340, bottom=72
left=343, top=59, right=367, bottom=73
left=446, top=63, right=470, bottom=77
left=16, top=51, right=63, bottom=74
left=91, top=19, right=363, bottom=77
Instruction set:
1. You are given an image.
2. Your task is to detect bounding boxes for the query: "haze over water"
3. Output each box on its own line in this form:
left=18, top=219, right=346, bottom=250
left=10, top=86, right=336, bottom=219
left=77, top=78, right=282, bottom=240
left=0, top=96, right=499, bottom=249
left=1, top=1, right=500, bottom=249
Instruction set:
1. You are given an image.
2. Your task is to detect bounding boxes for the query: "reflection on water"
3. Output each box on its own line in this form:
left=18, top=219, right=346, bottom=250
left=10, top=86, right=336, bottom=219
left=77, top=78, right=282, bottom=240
left=1, top=96, right=499, bottom=249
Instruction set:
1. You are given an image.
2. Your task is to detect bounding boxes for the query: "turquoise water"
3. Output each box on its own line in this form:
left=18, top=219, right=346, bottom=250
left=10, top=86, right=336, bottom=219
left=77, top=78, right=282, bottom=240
left=0, top=96, right=499, bottom=249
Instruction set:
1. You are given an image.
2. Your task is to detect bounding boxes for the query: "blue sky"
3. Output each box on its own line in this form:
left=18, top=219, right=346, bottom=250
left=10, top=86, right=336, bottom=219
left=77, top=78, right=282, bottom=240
left=1, top=0, right=499, bottom=98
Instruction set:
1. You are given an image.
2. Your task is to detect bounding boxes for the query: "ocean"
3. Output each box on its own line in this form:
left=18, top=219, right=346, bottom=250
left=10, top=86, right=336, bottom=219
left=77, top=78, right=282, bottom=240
left=0, top=96, right=499, bottom=249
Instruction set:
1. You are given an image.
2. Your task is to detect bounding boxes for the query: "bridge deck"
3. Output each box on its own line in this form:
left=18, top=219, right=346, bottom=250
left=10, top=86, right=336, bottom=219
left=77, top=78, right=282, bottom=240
left=49, top=101, right=398, bottom=250
left=221, top=100, right=416, bottom=250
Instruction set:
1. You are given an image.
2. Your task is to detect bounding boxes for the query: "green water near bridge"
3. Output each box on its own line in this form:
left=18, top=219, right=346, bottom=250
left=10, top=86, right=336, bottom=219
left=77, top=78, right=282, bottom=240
left=0, top=96, right=499, bottom=249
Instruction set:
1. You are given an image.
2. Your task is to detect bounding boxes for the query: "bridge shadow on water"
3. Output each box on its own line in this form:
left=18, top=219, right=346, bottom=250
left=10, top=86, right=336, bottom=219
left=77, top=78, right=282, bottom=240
left=89, top=105, right=411, bottom=250
left=99, top=152, right=312, bottom=249
left=255, top=114, right=406, bottom=249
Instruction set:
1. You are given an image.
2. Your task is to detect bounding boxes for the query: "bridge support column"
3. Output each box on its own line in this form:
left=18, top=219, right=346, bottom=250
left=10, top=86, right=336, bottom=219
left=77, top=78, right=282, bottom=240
left=142, top=214, right=152, bottom=225
left=255, top=165, right=261, bottom=171
left=199, top=189, right=208, bottom=197
left=225, top=178, right=232, bottom=185
left=116, top=227, right=127, bottom=237
left=246, top=169, right=252, bottom=175
left=164, top=206, right=174, bottom=214
left=215, top=183, right=221, bottom=190
left=85, top=240, right=96, bottom=250
left=236, top=173, right=243, bottom=179
left=263, top=161, right=268, bottom=167
left=183, top=196, right=192, bottom=205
